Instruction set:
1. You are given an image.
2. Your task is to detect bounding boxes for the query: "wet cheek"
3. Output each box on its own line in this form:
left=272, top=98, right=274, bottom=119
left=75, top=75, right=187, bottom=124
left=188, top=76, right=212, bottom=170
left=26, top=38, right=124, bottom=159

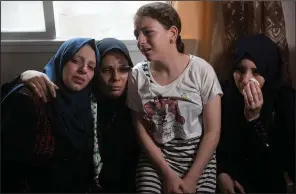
left=256, top=77, right=265, bottom=88
left=87, top=71, right=94, bottom=80
left=122, top=74, right=129, bottom=84
left=234, top=74, right=244, bottom=89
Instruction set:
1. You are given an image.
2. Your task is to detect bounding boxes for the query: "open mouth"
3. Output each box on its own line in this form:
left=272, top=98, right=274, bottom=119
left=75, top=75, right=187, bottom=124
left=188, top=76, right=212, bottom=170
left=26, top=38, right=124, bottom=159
left=140, top=48, right=152, bottom=53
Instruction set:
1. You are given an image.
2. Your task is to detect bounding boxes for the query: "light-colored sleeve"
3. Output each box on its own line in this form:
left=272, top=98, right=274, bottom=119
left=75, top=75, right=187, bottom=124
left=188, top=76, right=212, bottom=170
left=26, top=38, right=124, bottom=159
left=199, top=61, right=223, bottom=105
left=126, top=68, right=143, bottom=112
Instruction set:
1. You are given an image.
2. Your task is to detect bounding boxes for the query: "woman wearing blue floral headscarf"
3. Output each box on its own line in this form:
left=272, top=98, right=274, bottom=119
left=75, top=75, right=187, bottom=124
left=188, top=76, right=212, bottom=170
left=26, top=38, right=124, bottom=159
left=1, top=38, right=101, bottom=192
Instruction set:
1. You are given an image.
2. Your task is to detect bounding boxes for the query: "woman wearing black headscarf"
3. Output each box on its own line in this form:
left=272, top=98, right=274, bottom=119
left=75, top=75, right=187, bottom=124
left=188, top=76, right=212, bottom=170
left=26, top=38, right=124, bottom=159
left=1, top=38, right=140, bottom=193
left=216, top=34, right=295, bottom=193
left=1, top=38, right=100, bottom=192
left=93, top=38, right=139, bottom=193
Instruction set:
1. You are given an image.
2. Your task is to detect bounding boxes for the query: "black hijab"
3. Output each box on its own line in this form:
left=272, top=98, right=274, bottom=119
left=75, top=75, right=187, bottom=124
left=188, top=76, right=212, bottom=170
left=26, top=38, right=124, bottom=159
left=220, top=34, right=285, bottom=153
left=92, top=38, right=133, bottom=102
left=43, top=38, right=101, bottom=150
left=232, top=33, right=283, bottom=91
left=93, top=37, right=134, bottom=132
left=93, top=38, right=139, bottom=192
left=96, top=38, right=133, bottom=67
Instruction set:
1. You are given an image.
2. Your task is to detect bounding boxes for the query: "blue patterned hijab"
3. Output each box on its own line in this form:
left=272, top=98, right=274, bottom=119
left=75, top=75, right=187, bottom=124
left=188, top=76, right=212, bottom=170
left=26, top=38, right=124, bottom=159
left=1, top=38, right=100, bottom=150
left=43, top=38, right=100, bottom=150
left=31, top=38, right=99, bottom=152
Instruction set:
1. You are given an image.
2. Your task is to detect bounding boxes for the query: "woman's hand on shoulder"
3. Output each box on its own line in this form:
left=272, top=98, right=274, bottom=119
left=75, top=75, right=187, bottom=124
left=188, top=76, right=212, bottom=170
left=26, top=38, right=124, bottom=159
left=20, top=70, right=58, bottom=102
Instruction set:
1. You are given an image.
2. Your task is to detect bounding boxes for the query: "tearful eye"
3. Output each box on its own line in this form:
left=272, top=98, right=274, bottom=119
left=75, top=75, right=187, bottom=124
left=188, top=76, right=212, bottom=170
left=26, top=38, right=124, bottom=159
left=101, top=68, right=112, bottom=73
left=71, top=59, right=79, bottom=64
left=143, top=30, right=153, bottom=36
left=88, top=66, right=94, bottom=70
left=252, top=69, right=260, bottom=76
left=235, top=67, right=244, bottom=74
left=119, top=66, right=131, bottom=73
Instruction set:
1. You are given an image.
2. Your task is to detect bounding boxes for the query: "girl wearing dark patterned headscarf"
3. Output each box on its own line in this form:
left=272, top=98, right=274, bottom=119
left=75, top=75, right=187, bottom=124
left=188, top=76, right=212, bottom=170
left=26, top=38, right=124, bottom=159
left=1, top=38, right=100, bottom=192
left=217, top=34, right=295, bottom=193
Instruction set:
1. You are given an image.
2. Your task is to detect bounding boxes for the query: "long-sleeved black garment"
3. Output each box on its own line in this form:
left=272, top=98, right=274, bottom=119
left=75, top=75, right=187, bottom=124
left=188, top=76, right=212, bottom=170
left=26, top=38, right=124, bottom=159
left=217, top=81, right=295, bottom=193
left=1, top=87, right=94, bottom=193
left=97, top=98, right=140, bottom=193
left=1, top=76, right=140, bottom=193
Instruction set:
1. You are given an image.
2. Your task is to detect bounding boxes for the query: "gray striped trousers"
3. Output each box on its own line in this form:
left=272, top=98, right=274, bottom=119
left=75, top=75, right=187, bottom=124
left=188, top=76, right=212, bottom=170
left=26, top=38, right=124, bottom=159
left=136, top=137, right=217, bottom=193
